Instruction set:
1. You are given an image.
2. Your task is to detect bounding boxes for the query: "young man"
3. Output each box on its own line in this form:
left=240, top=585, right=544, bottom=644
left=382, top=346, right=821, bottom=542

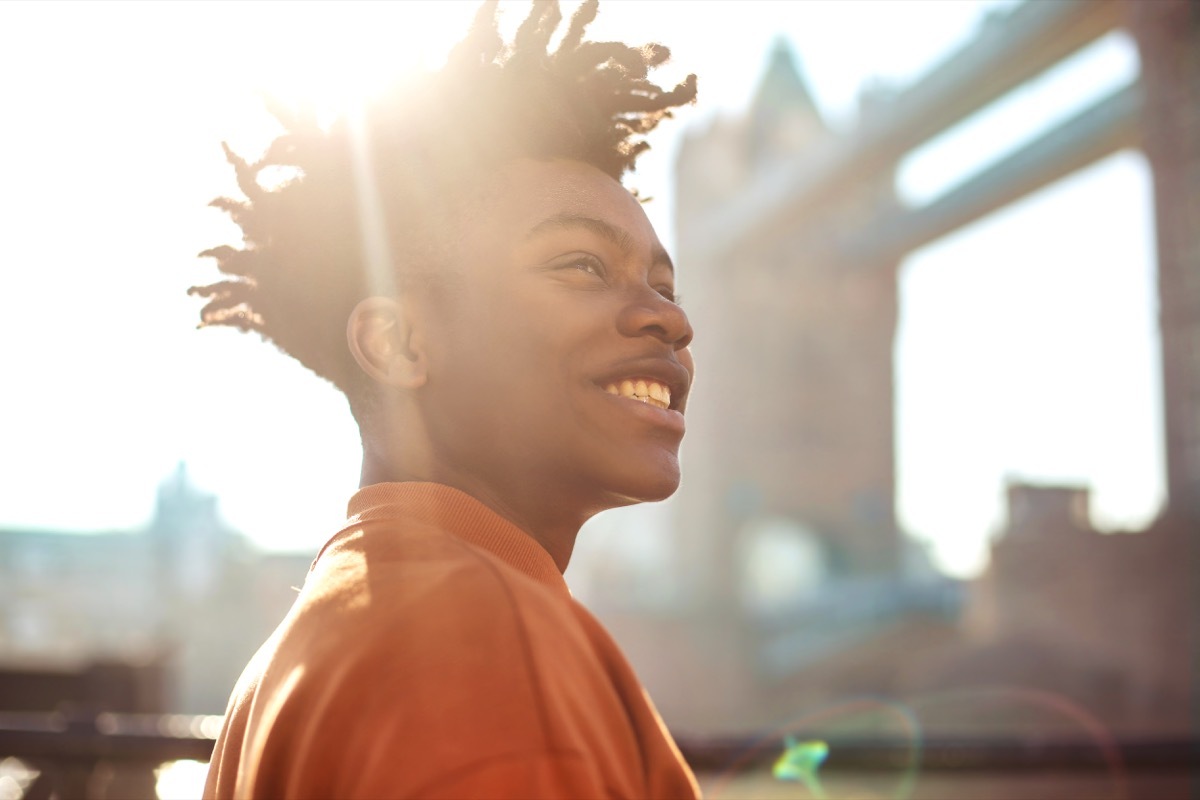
left=195, top=2, right=699, bottom=797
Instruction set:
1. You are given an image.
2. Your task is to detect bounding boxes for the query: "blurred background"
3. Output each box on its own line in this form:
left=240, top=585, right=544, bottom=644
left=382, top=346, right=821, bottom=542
left=0, top=0, right=1195, bottom=798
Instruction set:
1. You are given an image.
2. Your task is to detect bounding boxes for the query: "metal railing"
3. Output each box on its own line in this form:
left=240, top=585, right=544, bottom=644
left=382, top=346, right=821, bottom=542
left=1, top=712, right=1196, bottom=799
left=0, top=712, right=215, bottom=800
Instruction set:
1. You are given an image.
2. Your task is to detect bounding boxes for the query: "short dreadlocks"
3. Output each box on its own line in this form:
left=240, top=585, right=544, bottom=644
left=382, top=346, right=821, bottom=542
left=190, top=0, right=696, bottom=420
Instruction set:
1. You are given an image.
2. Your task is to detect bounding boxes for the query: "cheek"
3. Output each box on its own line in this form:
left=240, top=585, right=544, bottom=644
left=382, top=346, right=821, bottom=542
left=440, top=300, right=566, bottom=412
left=428, top=277, right=606, bottom=433
left=421, top=298, right=507, bottom=420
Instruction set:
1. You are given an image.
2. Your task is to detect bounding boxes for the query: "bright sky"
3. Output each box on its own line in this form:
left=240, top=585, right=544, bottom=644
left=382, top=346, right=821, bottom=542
left=0, top=1, right=1161, bottom=579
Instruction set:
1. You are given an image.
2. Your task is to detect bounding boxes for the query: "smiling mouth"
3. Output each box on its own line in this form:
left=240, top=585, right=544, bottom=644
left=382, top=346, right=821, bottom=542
left=603, top=379, right=671, bottom=410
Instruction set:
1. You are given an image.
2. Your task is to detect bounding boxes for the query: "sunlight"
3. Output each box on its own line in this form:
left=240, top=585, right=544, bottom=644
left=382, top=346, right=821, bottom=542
left=895, top=151, right=1161, bottom=578
left=155, top=760, right=210, bottom=800
left=348, top=106, right=398, bottom=300
left=0, top=0, right=1164, bottom=577
left=237, top=2, right=476, bottom=130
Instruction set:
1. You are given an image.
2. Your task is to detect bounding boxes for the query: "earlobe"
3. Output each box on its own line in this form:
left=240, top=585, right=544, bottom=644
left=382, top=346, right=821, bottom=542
left=346, top=297, right=428, bottom=389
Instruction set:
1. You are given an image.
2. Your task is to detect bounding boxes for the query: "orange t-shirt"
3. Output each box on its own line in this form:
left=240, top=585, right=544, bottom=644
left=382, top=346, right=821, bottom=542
left=203, top=482, right=700, bottom=799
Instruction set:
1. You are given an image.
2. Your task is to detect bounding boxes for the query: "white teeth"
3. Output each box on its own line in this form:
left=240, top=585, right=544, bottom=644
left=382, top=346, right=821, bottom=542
left=604, top=379, right=671, bottom=410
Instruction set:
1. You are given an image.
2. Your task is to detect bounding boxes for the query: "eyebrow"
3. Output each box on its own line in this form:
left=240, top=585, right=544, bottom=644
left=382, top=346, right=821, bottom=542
left=525, top=213, right=675, bottom=274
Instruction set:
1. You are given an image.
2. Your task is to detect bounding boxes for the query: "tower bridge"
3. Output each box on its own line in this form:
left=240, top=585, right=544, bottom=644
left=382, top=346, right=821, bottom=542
left=674, top=0, right=1194, bottom=609
left=645, top=0, right=1199, bottom=733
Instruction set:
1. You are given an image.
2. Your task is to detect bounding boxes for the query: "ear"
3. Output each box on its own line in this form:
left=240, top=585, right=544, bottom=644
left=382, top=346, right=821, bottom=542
left=346, top=296, right=428, bottom=389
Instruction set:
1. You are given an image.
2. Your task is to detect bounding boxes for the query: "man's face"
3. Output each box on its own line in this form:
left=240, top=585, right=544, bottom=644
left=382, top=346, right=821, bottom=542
left=415, top=158, right=694, bottom=515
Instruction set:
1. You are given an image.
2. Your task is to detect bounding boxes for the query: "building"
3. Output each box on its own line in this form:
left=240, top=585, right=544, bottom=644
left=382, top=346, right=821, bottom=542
left=930, top=484, right=1194, bottom=736
left=0, top=465, right=311, bottom=714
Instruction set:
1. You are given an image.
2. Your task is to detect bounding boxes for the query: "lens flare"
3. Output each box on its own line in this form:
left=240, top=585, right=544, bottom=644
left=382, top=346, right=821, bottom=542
left=773, top=737, right=830, bottom=798
left=704, top=685, right=1129, bottom=800
left=705, top=697, right=922, bottom=800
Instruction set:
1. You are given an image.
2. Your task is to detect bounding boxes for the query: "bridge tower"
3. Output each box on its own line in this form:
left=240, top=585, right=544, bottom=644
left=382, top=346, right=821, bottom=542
left=1128, top=0, right=1200, bottom=521
left=674, top=40, right=902, bottom=614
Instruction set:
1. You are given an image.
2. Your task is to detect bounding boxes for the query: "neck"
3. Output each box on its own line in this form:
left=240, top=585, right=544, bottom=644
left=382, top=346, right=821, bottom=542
left=359, top=447, right=591, bottom=572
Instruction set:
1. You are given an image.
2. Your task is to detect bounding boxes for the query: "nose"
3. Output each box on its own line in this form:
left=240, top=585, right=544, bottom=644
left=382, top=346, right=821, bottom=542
left=616, top=286, right=694, bottom=350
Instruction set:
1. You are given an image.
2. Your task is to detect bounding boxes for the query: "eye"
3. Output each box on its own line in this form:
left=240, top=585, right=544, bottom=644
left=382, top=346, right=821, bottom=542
left=564, top=254, right=605, bottom=278
left=657, top=286, right=681, bottom=305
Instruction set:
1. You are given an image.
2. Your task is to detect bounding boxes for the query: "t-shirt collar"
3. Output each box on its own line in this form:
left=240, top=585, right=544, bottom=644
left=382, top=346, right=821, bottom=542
left=345, top=482, right=569, bottom=596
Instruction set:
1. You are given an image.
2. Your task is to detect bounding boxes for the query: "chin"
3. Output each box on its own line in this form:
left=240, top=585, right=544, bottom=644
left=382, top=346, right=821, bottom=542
left=605, top=461, right=682, bottom=506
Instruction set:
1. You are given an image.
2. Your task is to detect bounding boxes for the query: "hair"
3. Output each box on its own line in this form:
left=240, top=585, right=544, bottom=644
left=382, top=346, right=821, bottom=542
left=189, top=0, right=696, bottom=419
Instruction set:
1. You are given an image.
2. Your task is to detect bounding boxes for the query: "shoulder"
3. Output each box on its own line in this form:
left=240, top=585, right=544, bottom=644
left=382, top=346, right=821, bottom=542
left=238, top=524, right=615, bottom=797
left=274, top=519, right=595, bottom=714
left=301, top=518, right=567, bottom=625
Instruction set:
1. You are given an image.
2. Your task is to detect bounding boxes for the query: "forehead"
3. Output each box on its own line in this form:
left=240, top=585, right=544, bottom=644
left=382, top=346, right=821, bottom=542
left=467, top=158, right=661, bottom=250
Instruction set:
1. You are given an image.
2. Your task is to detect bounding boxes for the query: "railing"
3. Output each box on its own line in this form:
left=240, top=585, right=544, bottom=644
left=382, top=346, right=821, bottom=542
left=678, top=734, right=1198, bottom=771
left=0, top=712, right=216, bottom=800
left=1, top=712, right=1196, bottom=799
